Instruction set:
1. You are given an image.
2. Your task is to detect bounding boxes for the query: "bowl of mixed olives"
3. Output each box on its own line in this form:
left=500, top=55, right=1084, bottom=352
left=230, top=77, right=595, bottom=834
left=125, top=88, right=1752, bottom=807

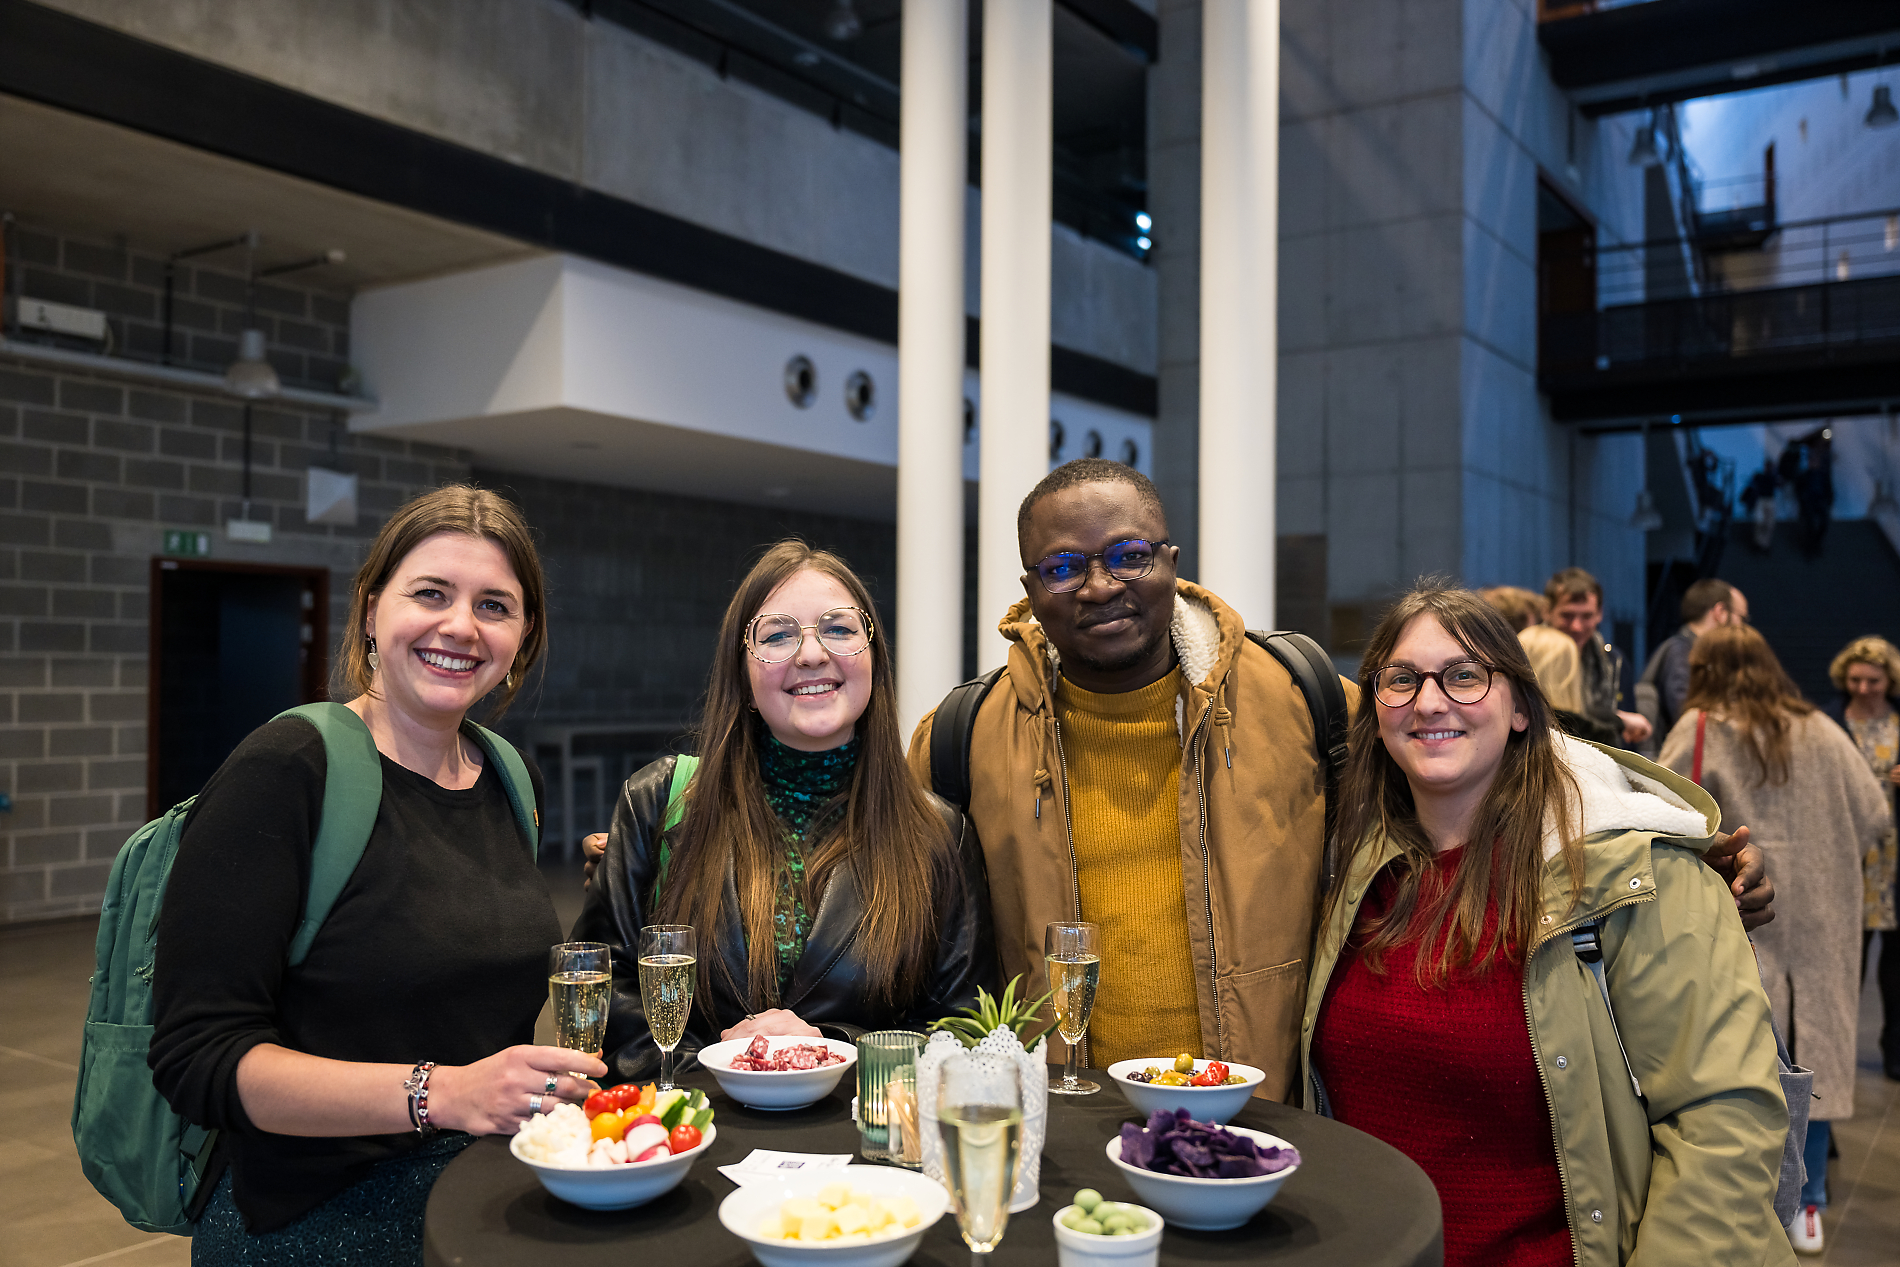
left=1107, top=1054, right=1265, bottom=1125
left=1052, top=1188, right=1161, bottom=1267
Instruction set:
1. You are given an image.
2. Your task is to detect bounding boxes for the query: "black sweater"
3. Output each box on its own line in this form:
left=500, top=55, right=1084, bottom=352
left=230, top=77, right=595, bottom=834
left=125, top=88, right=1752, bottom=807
left=147, top=716, right=559, bottom=1233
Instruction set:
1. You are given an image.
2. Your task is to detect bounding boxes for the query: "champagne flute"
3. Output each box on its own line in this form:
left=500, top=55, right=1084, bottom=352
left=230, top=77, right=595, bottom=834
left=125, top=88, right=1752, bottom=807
left=548, top=941, right=611, bottom=1066
left=935, top=1051, right=1024, bottom=1255
left=1045, top=921, right=1101, bottom=1095
left=639, top=924, right=696, bottom=1091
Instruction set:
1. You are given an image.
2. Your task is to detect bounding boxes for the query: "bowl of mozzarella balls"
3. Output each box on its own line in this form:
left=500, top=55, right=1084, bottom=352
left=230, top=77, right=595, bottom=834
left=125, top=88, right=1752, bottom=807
left=1054, top=1188, right=1163, bottom=1267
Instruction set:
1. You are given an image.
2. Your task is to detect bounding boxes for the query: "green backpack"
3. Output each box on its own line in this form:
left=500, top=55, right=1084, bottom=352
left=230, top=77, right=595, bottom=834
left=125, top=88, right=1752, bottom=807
left=71, top=703, right=538, bottom=1235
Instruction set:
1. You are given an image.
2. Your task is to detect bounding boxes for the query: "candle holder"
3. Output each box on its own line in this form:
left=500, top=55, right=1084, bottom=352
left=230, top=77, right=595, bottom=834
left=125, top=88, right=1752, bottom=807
left=854, top=1030, right=925, bottom=1162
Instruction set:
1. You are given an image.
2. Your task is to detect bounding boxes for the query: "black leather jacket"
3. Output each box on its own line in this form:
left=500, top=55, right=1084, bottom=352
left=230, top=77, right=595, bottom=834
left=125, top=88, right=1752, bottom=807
left=571, top=755, right=1000, bottom=1083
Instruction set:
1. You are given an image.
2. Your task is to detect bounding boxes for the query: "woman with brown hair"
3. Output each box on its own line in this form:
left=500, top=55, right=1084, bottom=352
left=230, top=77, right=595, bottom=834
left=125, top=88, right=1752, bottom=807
left=150, top=486, right=605, bottom=1264
left=1301, top=582, right=1791, bottom=1267
left=573, top=540, right=995, bottom=1080
left=1659, top=624, right=1892, bottom=1253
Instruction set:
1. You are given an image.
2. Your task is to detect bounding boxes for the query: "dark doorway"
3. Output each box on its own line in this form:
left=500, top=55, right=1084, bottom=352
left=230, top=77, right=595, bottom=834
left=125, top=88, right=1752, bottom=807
left=148, top=560, right=329, bottom=816
left=1538, top=176, right=1597, bottom=376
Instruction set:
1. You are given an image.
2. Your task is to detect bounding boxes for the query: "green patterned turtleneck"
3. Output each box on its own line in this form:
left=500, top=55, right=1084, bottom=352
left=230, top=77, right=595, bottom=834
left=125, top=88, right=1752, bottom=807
left=757, top=731, right=859, bottom=998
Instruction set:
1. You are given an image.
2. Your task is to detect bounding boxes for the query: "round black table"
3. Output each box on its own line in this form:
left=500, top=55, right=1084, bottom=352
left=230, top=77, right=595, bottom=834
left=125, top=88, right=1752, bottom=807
left=423, top=1070, right=1442, bottom=1266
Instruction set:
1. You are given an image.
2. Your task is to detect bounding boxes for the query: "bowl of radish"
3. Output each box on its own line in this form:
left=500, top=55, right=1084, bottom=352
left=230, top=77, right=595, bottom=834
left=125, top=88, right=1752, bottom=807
left=511, top=1083, right=717, bottom=1210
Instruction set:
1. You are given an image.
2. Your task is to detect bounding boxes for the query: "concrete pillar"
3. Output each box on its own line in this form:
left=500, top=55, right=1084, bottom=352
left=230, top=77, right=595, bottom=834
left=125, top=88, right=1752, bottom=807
left=976, top=0, right=1053, bottom=671
left=897, top=0, right=970, bottom=732
left=1197, top=0, right=1278, bottom=627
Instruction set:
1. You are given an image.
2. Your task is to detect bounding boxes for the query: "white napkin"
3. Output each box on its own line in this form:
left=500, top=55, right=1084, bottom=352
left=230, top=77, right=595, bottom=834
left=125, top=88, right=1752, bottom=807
left=717, top=1149, right=856, bottom=1187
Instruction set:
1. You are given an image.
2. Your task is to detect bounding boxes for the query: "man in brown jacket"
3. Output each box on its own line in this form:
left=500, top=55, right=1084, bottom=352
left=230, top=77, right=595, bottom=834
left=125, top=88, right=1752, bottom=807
left=906, top=460, right=1774, bottom=1103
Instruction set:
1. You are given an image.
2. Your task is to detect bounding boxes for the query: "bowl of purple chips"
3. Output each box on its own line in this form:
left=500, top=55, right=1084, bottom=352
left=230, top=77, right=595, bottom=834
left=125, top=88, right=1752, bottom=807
left=1105, top=1109, right=1303, bottom=1231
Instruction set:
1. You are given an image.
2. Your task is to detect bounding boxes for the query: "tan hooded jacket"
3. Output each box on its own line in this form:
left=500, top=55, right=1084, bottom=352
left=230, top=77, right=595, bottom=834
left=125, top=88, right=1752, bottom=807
left=906, top=581, right=1357, bottom=1100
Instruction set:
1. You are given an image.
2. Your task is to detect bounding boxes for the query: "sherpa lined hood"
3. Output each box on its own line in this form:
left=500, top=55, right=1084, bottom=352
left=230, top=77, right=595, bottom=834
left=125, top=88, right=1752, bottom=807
left=1545, top=733, right=1715, bottom=861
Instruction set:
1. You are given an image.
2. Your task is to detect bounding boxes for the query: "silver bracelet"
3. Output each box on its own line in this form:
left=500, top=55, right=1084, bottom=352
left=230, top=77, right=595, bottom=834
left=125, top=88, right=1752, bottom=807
left=404, top=1061, right=439, bottom=1137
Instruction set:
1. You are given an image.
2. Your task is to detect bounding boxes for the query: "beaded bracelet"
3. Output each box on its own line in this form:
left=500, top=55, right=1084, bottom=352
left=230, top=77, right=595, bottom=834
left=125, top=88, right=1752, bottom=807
left=404, top=1061, right=439, bottom=1137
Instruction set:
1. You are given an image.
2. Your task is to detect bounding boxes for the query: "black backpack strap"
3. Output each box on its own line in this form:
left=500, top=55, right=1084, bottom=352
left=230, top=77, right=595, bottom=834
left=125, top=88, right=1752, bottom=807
left=1246, top=630, right=1351, bottom=891
left=928, top=667, right=1006, bottom=812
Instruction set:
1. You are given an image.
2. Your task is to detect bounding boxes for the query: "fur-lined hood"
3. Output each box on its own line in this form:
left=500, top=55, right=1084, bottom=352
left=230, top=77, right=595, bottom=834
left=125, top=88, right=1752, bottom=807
left=1546, top=733, right=1715, bottom=861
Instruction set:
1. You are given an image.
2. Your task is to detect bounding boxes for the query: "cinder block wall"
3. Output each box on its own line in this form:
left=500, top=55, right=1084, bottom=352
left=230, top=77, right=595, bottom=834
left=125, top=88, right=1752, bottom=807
left=0, top=227, right=474, bottom=924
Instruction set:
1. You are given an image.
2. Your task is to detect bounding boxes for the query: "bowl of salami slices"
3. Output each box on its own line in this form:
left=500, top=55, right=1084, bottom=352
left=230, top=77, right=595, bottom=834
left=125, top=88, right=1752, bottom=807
left=698, top=1034, right=858, bottom=1111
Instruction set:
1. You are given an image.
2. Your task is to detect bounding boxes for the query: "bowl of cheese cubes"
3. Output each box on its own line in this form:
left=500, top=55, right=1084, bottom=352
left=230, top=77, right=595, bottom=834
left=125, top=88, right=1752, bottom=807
left=718, top=1167, right=948, bottom=1267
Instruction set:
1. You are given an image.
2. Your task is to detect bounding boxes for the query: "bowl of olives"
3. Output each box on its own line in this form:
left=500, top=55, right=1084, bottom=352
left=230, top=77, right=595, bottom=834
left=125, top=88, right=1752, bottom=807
left=1107, top=1054, right=1265, bottom=1126
left=1053, top=1189, right=1161, bottom=1267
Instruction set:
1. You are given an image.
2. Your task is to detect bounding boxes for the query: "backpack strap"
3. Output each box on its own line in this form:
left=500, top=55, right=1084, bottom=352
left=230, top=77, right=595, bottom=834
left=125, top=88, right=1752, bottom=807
left=1571, top=920, right=1645, bottom=1102
left=929, top=667, right=1006, bottom=812
left=1246, top=630, right=1351, bottom=891
left=277, top=704, right=384, bottom=967
left=462, top=719, right=540, bottom=855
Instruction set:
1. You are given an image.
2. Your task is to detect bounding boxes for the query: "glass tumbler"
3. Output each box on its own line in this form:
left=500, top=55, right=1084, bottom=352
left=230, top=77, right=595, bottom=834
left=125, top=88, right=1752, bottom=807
left=855, top=1029, right=925, bottom=1161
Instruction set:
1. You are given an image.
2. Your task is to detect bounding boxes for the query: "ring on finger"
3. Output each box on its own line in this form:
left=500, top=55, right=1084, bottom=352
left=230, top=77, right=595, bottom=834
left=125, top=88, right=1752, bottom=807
left=528, top=1094, right=544, bottom=1114
left=544, top=1075, right=558, bottom=1094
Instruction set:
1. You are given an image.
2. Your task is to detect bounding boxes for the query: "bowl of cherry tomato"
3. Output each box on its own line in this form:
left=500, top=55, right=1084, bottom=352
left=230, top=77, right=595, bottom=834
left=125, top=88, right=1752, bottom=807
left=510, top=1081, right=717, bottom=1210
left=1106, top=1055, right=1265, bottom=1126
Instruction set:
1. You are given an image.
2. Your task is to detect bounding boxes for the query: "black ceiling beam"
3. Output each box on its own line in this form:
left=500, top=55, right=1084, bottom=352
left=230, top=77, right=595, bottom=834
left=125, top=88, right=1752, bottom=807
left=1540, top=0, right=1900, bottom=116
left=0, top=0, right=1156, bottom=416
left=1545, top=355, right=1900, bottom=430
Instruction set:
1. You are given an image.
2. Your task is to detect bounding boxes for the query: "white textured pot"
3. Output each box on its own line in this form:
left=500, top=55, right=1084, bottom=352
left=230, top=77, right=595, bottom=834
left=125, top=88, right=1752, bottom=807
left=917, top=1029, right=1048, bottom=1213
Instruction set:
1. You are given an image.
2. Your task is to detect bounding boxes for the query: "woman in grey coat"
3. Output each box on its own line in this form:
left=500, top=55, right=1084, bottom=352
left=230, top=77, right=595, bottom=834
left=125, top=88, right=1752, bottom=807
left=1659, top=624, right=1891, bottom=1252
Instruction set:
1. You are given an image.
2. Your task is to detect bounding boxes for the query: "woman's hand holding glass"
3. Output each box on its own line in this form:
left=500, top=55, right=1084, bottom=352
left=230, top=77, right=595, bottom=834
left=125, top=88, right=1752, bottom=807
left=424, top=1044, right=605, bottom=1136
left=719, top=1008, right=822, bottom=1042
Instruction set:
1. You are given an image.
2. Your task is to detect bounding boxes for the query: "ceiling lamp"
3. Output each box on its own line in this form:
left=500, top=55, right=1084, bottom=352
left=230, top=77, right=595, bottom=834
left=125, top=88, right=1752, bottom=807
left=1627, top=112, right=1664, bottom=167
left=1867, top=85, right=1899, bottom=129
left=223, top=328, right=281, bottom=399
left=825, top=0, right=862, bottom=41
left=1629, top=488, right=1663, bottom=532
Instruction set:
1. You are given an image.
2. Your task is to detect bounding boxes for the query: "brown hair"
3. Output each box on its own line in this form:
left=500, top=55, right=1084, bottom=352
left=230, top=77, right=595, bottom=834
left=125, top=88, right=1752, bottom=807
left=656, top=540, right=953, bottom=1010
left=1543, top=566, right=1603, bottom=610
left=338, top=484, right=547, bottom=719
left=1328, top=582, right=1582, bottom=985
left=1479, top=586, right=1548, bottom=631
left=1684, top=624, right=1814, bottom=786
left=1828, top=635, right=1900, bottom=693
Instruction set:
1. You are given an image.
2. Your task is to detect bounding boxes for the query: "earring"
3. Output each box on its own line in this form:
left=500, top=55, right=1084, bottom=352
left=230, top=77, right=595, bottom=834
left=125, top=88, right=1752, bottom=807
left=505, top=671, right=516, bottom=690
left=366, top=636, right=380, bottom=672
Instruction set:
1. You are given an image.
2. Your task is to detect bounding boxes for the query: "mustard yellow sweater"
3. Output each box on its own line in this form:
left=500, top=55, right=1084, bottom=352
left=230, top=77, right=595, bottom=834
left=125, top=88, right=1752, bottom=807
left=1056, top=670, right=1203, bottom=1068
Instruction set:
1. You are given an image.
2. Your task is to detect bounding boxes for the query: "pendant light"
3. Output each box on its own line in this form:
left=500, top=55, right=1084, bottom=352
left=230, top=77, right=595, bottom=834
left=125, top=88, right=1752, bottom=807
left=1627, top=110, right=1664, bottom=167
left=1867, top=85, right=1899, bottom=129
left=1628, top=487, right=1664, bottom=532
left=824, top=0, right=862, bottom=41
left=223, top=234, right=281, bottom=400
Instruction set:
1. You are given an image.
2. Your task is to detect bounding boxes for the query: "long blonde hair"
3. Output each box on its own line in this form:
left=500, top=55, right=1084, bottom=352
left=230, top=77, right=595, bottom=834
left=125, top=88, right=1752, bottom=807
left=1518, top=623, right=1583, bottom=713
left=655, top=540, right=953, bottom=1011
left=1329, top=583, right=1582, bottom=984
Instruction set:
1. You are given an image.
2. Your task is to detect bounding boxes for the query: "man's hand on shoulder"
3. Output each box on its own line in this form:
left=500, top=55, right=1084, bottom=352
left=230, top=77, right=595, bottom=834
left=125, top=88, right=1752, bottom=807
left=1701, top=825, right=1774, bottom=932
left=581, top=832, right=606, bottom=890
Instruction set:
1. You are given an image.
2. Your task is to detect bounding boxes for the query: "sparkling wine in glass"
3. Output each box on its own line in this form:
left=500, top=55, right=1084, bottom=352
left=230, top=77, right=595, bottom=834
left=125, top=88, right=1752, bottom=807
left=639, top=924, right=696, bottom=1091
left=1045, top=921, right=1101, bottom=1095
left=935, top=1051, right=1024, bottom=1255
left=548, top=941, right=611, bottom=1061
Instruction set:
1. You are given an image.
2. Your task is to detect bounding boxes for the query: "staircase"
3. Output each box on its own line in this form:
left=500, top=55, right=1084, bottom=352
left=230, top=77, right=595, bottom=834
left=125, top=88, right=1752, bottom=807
left=1714, top=519, right=1900, bottom=703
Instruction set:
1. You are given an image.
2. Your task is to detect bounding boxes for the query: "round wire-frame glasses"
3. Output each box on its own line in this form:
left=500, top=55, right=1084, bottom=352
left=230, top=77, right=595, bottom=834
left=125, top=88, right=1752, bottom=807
left=1371, top=659, right=1498, bottom=709
left=744, top=606, right=874, bottom=664
left=1030, top=538, right=1168, bottom=594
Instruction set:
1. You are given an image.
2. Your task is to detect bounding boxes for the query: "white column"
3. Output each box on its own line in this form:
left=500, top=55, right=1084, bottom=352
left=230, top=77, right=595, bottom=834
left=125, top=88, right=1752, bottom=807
left=1198, top=0, right=1279, bottom=628
left=976, top=0, right=1053, bottom=671
left=897, top=0, right=970, bottom=733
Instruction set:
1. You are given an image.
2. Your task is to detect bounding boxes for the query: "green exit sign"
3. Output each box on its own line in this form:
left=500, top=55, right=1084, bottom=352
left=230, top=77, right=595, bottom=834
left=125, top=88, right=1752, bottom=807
left=163, top=529, right=212, bottom=558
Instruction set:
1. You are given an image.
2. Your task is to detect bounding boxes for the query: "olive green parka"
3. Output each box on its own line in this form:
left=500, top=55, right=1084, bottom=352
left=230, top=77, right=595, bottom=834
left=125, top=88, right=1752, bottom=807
left=1300, top=737, right=1794, bottom=1267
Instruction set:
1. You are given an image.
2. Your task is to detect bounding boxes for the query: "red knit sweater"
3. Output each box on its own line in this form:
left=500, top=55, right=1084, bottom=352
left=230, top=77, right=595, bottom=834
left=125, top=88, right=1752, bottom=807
left=1313, top=847, right=1573, bottom=1267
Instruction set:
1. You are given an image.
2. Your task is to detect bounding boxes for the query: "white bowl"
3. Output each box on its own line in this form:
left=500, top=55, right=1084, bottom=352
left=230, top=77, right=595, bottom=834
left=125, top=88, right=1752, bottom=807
left=1053, top=1202, right=1163, bottom=1267
left=1106, top=1058, right=1267, bottom=1126
left=698, top=1036, right=858, bottom=1110
left=509, top=1122, right=717, bottom=1210
left=1105, top=1124, right=1300, bottom=1231
left=718, top=1164, right=949, bottom=1267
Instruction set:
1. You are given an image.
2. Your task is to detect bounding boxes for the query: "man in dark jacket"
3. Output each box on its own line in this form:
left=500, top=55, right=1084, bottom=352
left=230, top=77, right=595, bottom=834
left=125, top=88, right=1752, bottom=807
left=1640, top=579, right=1748, bottom=749
left=1546, top=567, right=1650, bottom=748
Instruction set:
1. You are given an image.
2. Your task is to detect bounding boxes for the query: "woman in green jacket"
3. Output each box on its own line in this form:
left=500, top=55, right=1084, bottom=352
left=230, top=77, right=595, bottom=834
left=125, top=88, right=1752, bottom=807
left=1301, top=583, right=1790, bottom=1267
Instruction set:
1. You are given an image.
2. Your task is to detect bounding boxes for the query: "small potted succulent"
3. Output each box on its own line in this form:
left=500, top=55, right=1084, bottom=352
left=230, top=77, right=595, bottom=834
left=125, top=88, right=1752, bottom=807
left=919, top=976, right=1054, bottom=1212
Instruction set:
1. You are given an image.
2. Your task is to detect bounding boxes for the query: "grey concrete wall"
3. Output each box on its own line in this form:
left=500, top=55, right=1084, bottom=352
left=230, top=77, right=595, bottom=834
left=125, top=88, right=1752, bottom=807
left=40, top=0, right=1157, bottom=375
left=0, top=233, right=477, bottom=924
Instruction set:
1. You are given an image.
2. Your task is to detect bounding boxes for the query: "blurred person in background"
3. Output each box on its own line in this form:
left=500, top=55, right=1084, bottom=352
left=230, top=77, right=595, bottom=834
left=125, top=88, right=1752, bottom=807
left=1822, top=636, right=1900, bottom=1082
left=1635, top=579, right=1748, bottom=753
left=1518, top=622, right=1619, bottom=745
left=1659, top=625, right=1891, bottom=1255
left=1305, top=584, right=1790, bottom=1267
left=1479, top=585, right=1549, bottom=632
left=1545, top=568, right=1651, bottom=748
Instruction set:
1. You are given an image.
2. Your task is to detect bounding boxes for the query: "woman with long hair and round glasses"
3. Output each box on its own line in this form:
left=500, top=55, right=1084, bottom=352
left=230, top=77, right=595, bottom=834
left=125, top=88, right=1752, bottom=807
left=1300, top=583, right=1791, bottom=1267
left=1658, top=624, right=1891, bottom=1252
left=574, top=540, right=996, bottom=1079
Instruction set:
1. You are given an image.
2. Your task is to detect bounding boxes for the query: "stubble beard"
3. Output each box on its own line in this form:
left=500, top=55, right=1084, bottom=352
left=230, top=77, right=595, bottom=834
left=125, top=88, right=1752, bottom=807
left=1067, top=622, right=1172, bottom=678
